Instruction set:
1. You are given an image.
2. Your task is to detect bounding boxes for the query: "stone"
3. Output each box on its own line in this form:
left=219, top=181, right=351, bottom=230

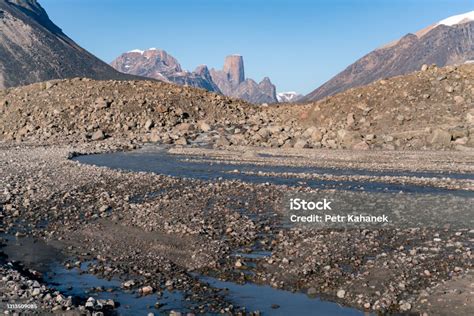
left=453, top=96, right=464, bottom=104
left=301, top=127, right=317, bottom=138
left=144, top=120, right=154, bottom=131
left=293, top=139, right=309, bottom=149
left=198, top=121, right=211, bottom=132
left=466, top=110, right=474, bottom=125
left=337, top=129, right=361, bottom=148
left=94, top=98, right=110, bottom=109
left=399, top=302, right=411, bottom=311
left=175, top=137, right=188, bottom=145
left=450, top=128, right=468, bottom=140
left=45, top=81, right=55, bottom=90
left=140, top=286, right=154, bottom=296
left=91, top=130, right=105, bottom=141
left=307, top=287, right=317, bottom=296
left=365, top=134, right=375, bottom=141
left=149, top=132, right=160, bottom=143
left=85, top=297, right=95, bottom=308
left=215, top=136, right=230, bottom=147
left=310, top=130, right=323, bottom=142
left=336, top=289, right=346, bottom=298
left=122, top=280, right=135, bottom=288
left=347, top=113, right=355, bottom=126
left=352, top=141, right=369, bottom=150
left=429, top=129, right=451, bottom=146
left=174, top=123, right=194, bottom=132
left=420, top=64, right=429, bottom=72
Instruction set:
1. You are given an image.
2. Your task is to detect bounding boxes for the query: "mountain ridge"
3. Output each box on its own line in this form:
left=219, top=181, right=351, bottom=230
left=0, top=0, right=138, bottom=89
left=111, top=49, right=278, bottom=104
left=304, top=12, right=474, bottom=102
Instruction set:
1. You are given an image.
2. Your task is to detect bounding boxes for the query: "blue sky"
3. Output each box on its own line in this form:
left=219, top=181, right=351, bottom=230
left=40, top=0, right=473, bottom=94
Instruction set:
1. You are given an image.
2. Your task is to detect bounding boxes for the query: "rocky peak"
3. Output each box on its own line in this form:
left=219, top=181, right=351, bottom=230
left=194, top=64, right=210, bottom=77
left=6, top=0, right=61, bottom=34
left=111, top=48, right=182, bottom=77
left=110, top=49, right=221, bottom=93
left=223, top=55, right=245, bottom=85
left=0, top=0, right=133, bottom=89
left=111, top=49, right=278, bottom=104
left=304, top=15, right=474, bottom=102
left=8, top=0, right=44, bottom=15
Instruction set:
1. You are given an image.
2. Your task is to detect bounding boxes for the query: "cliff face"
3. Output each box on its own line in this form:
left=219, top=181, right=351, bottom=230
left=0, top=0, right=134, bottom=89
left=304, top=19, right=474, bottom=102
left=110, top=49, right=221, bottom=93
left=111, top=50, right=278, bottom=104
left=222, top=55, right=245, bottom=85
left=210, top=55, right=278, bottom=104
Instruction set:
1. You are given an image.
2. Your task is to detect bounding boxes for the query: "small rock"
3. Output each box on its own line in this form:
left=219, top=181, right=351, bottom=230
left=140, top=286, right=154, bottom=296
left=307, top=287, right=317, bottom=296
left=91, top=130, right=105, bottom=141
left=336, top=289, right=346, bottom=298
left=399, top=302, right=411, bottom=311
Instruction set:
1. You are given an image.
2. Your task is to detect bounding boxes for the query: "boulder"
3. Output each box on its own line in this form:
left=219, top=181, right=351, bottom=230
left=94, top=98, right=111, bottom=109
left=144, top=119, right=154, bottom=131
left=140, top=286, right=154, bottom=296
left=197, top=121, right=211, bottom=132
left=352, top=141, right=369, bottom=150
left=429, top=129, right=451, bottom=147
left=293, top=139, right=309, bottom=149
left=337, top=129, right=361, bottom=148
left=91, top=130, right=105, bottom=141
left=466, top=110, right=474, bottom=125
left=175, top=137, right=188, bottom=145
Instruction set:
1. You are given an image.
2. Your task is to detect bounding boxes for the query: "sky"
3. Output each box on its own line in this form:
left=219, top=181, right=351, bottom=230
left=40, top=0, right=473, bottom=94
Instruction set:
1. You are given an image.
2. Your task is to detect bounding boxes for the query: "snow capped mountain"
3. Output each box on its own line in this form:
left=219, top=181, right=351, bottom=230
left=277, top=91, right=303, bottom=103
left=127, top=48, right=158, bottom=54
left=304, top=10, right=474, bottom=102
left=438, top=11, right=474, bottom=26
left=128, top=49, right=144, bottom=54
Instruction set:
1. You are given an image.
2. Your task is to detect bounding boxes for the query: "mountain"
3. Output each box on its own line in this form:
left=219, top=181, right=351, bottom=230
left=0, top=0, right=134, bottom=89
left=110, top=49, right=221, bottom=93
left=277, top=91, right=303, bottom=103
left=210, top=55, right=278, bottom=104
left=304, top=11, right=474, bottom=102
left=111, top=51, right=278, bottom=104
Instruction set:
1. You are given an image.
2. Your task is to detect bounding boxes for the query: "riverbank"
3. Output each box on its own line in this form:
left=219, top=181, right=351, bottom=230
left=1, top=141, right=472, bottom=315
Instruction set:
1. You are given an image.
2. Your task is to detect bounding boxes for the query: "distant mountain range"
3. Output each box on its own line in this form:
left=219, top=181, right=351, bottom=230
left=111, top=50, right=278, bottom=104
left=0, top=0, right=135, bottom=89
left=304, top=11, right=474, bottom=102
left=2, top=1, right=473, bottom=109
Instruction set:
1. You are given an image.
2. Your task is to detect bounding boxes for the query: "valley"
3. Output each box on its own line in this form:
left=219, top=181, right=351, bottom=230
left=1, top=1, right=473, bottom=315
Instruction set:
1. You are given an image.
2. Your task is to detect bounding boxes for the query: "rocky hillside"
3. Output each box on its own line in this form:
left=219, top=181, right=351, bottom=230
left=303, top=64, right=474, bottom=151
left=111, top=51, right=278, bottom=104
left=0, top=64, right=472, bottom=151
left=0, top=0, right=136, bottom=89
left=110, top=49, right=221, bottom=93
left=305, top=12, right=474, bottom=101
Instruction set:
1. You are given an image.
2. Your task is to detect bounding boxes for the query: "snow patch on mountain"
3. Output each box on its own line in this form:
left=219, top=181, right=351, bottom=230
left=438, top=11, right=474, bottom=26
left=128, top=49, right=144, bottom=54
left=277, top=91, right=303, bottom=103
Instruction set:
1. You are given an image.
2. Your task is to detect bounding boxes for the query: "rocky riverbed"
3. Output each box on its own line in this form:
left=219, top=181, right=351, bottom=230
left=1, top=140, right=473, bottom=315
